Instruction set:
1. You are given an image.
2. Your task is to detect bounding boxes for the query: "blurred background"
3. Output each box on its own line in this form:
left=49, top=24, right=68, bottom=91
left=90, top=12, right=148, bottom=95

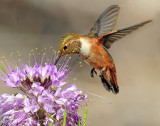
left=0, top=0, right=160, bottom=125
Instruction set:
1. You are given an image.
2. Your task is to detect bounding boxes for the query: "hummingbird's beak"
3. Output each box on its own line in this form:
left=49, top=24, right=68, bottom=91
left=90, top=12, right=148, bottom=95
left=54, top=51, right=62, bottom=65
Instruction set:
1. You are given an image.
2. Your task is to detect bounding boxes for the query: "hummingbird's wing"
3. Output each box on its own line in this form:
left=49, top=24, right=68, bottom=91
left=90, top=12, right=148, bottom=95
left=88, top=5, right=120, bottom=37
left=99, top=20, right=152, bottom=49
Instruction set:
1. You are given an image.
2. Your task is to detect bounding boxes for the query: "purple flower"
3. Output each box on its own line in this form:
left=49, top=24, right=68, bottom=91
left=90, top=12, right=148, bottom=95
left=0, top=50, right=87, bottom=126
left=4, top=71, right=21, bottom=87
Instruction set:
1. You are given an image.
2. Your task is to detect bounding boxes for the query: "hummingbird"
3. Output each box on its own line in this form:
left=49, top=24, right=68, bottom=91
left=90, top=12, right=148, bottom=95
left=54, top=5, right=151, bottom=94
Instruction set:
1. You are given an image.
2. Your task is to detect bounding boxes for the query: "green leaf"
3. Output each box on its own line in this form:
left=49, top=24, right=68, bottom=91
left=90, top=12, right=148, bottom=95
left=63, top=108, right=67, bottom=126
left=83, top=107, right=88, bottom=126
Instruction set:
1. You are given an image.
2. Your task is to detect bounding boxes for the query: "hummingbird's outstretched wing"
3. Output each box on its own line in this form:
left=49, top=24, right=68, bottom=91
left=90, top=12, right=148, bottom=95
left=88, top=5, right=120, bottom=37
left=99, top=20, right=152, bottom=49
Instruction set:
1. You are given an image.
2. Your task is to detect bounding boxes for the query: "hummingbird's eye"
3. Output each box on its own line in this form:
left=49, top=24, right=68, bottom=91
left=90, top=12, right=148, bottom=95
left=63, top=45, right=67, bottom=50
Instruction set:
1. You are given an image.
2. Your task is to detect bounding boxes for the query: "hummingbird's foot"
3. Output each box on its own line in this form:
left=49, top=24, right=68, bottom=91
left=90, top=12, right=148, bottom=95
left=90, top=68, right=97, bottom=77
left=99, top=69, right=103, bottom=77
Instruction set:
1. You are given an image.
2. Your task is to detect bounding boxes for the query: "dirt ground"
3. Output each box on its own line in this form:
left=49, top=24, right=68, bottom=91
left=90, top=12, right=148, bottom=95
left=0, top=0, right=160, bottom=125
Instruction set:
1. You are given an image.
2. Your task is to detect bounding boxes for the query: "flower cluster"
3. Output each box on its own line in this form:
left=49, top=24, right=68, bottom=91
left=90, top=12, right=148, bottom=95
left=0, top=50, right=87, bottom=126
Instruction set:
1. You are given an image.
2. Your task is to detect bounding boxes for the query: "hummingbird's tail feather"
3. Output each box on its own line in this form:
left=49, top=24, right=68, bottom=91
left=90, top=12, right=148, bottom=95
left=101, top=67, right=119, bottom=94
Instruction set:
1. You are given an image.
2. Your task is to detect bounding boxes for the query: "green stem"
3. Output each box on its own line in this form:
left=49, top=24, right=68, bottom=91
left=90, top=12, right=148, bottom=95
left=63, top=108, right=67, bottom=126
left=83, top=107, right=88, bottom=126
left=78, top=119, right=81, bottom=126
left=1, top=64, right=5, bottom=73
left=41, top=107, right=56, bottom=122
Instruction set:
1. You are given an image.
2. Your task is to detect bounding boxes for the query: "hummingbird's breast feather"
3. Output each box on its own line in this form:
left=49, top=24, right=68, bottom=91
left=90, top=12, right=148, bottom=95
left=79, top=37, right=114, bottom=70
left=80, top=37, right=91, bottom=56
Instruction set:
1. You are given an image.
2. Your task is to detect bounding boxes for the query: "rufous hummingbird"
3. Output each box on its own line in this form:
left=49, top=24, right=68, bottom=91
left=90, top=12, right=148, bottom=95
left=54, top=5, right=151, bottom=94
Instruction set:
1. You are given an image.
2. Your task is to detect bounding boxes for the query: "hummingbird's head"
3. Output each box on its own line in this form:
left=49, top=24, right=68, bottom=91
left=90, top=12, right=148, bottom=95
left=54, top=33, right=81, bottom=65
left=58, top=33, right=81, bottom=56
